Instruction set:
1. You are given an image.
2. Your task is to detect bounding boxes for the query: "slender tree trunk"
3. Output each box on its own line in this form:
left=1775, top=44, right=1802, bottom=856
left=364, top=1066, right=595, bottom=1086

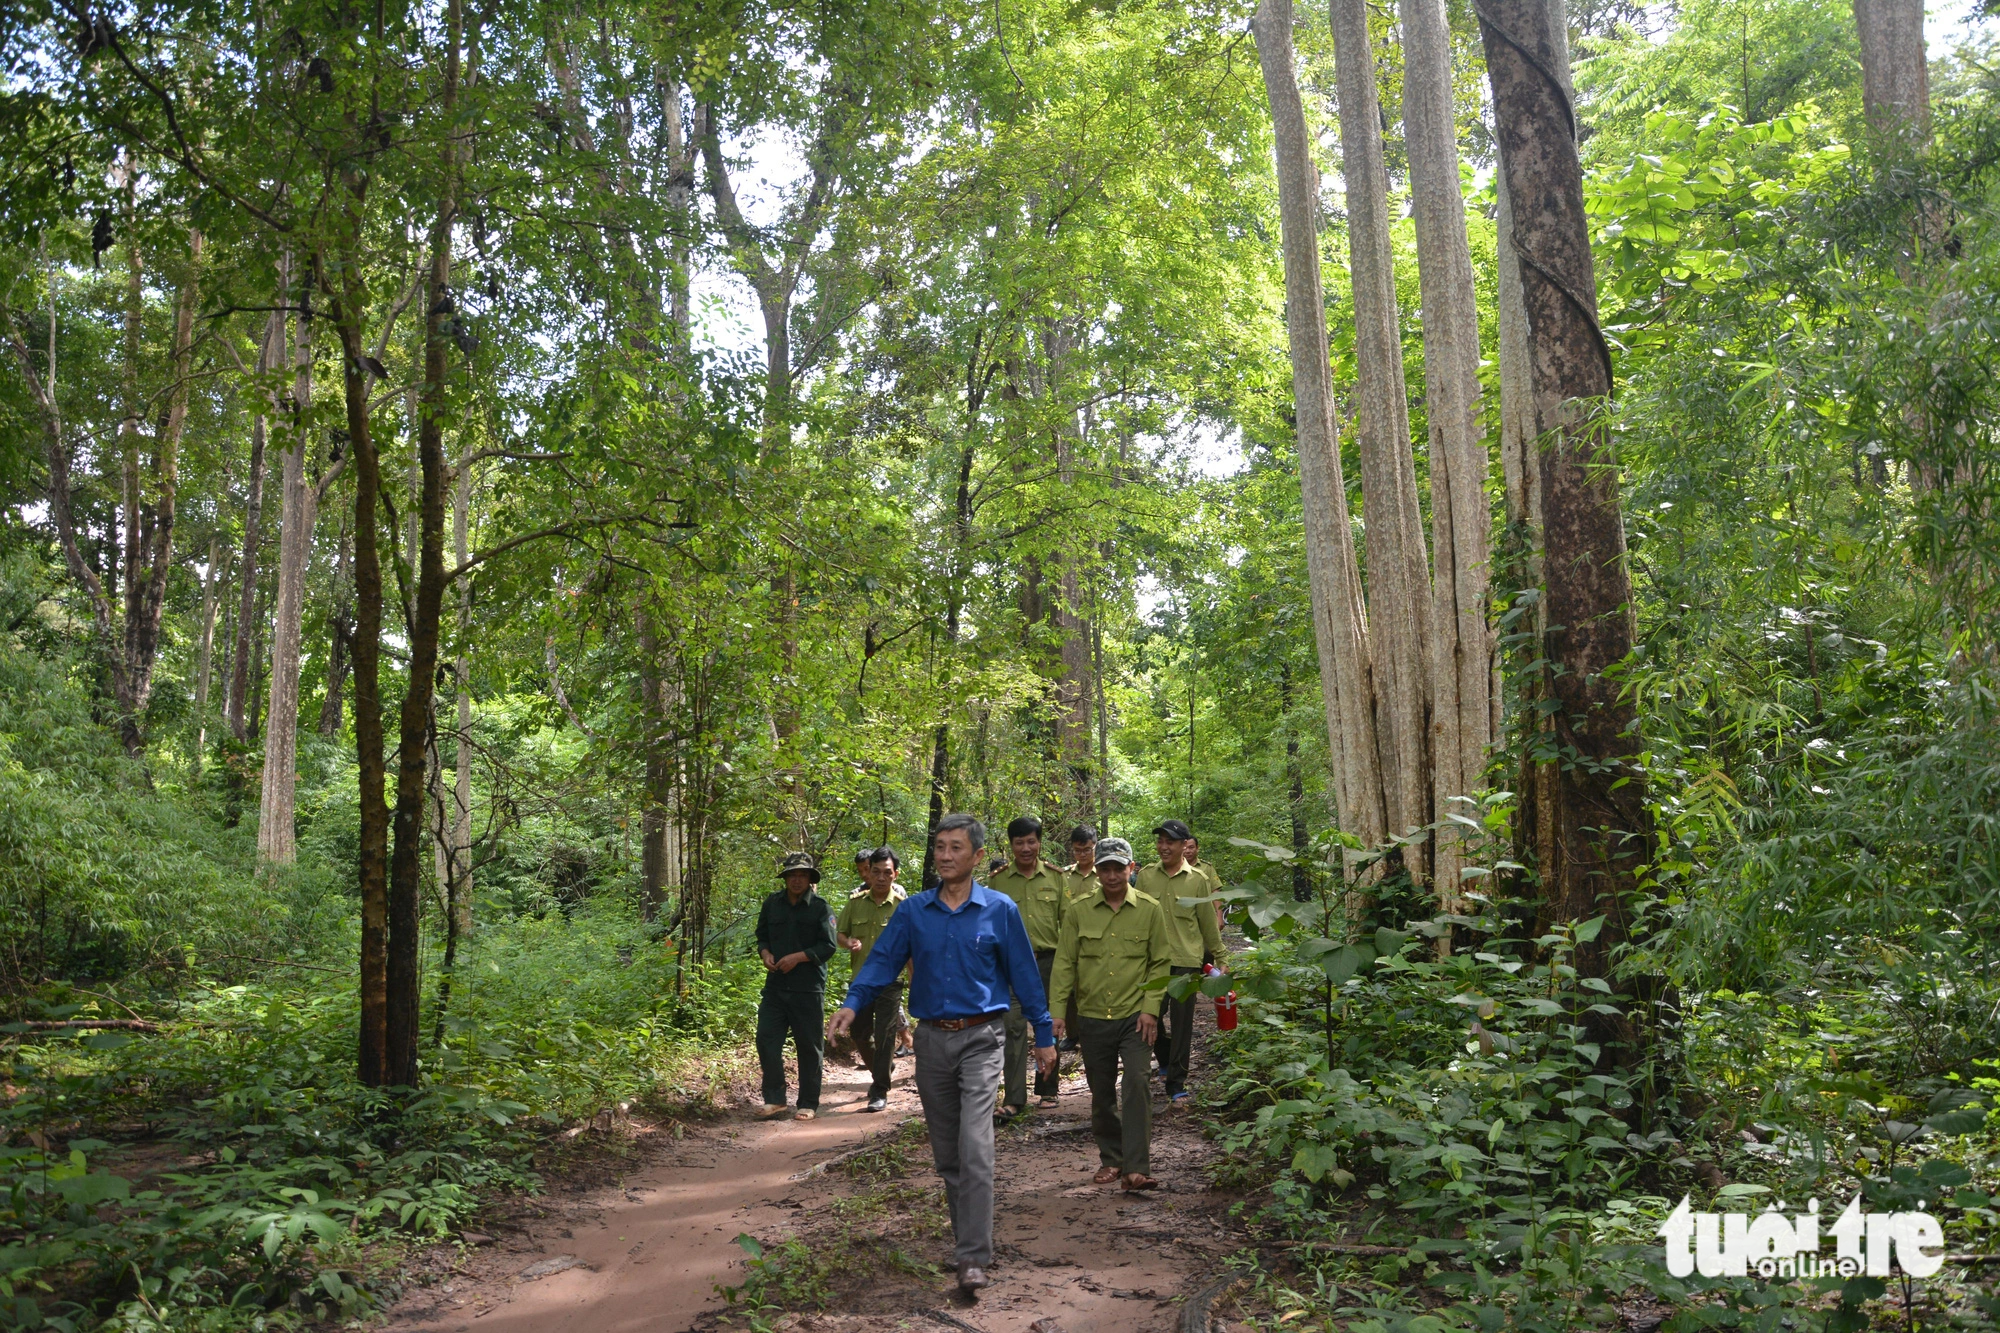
left=8, top=238, right=115, bottom=671
left=319, top=520, right=352, bottom=737
left=1249, top=0, right=1387, bottom=894
left=117, top=165, right=143, bottom=748
left=1329, top=0, right=1433, bottom=873
left=1402, top=0, right=1493, bottom=918
left=1478, top=0, right=1656, bottom=1014
left=325, top=226, right=391, bottom=1086
left=638, top=610, right=678, bottom=922
left=248, top=579, right=267, bottom=741
left=193, top=535, right=222, bottom=773
left=449, top=451, right=473, bottom=935
left=1282, top=664, right=1313, bottom=902
left=229, top=311, right=282, bottom=743
left=386, top=0, right=464, bottom=1088
left=259, top=255, right=313, bottom=865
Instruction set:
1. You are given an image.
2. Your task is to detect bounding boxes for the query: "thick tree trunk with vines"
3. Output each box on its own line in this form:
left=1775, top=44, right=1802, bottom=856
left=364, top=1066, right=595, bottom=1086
left=1250, top=0, right=1386, bottom=894
left=1402, top=0, right=1494, bottom=917
left=1478, top=0, right=1656, bottom=1023
left=1329, top=0, right=1434, bottom=880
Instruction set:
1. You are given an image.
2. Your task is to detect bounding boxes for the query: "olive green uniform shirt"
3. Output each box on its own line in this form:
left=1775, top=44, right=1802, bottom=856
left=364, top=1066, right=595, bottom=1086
left=837, top=889, right=903, bottom=972
left=1049, top=887, right=1172, bottom=1020
left=988, top=862, right=1068, bottom=952
left=1133, top=861, right=1224, bottom=968
left=1062, top=863, right=1099, bottom=904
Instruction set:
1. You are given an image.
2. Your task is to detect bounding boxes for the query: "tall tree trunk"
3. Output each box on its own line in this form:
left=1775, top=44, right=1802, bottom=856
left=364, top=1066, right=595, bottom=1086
left=319, top=519, right=352, bottom=737
left=1402, top=0, right=1494, bottom=919
left=1852, top=0, right=1929, bottom=144
left=259, top=255, right=313, bottom=865
left=386, top=0, right=464, bottom=1088
left=1478, top=0, right=1656, bottom=1014
left=193, top=535, right=223, bottom=773
left=1249, top=0, right=1387, bottom=891
left=229, top=311, right=282, bottom=743
left=638, top=610, right=680, bottom=922
left=1329, top=0, right=1433, bottom=874
left=1282, top=664, right=1313, bottom=902
left=449, top=450, right=473, bottom=935
left=7, top=238, right=116, bottom=675
left=117, top=164, right=143, bottom=749
left=325, top=227, right=391, bottom=1085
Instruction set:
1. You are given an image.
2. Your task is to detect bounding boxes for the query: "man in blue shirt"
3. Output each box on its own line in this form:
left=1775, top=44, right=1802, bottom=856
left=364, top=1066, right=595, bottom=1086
left=831, top=813, right=1055, bottom=1296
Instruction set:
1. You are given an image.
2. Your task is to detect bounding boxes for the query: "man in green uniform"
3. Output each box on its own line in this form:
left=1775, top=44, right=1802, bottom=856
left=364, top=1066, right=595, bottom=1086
left=1061, top=825, right=1098, bottom=901
left=837, top=846, right=905, bottom=1111
left=1136, top=819, right=1223, bottom=1106
left=755, top=852, right=839, bottom=1120
left=991, top=816, right=1070, bottom=1115
left=1049, top=837, right=1171, bottom=1192
left=1187, top=835, right=1226, bottom=931
left=1054, top=825, right=1098, bottom=1052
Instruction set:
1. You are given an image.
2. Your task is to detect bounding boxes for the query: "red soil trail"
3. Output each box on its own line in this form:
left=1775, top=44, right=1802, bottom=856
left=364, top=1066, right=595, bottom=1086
left=387, top=1012, right=1239, bottom=1333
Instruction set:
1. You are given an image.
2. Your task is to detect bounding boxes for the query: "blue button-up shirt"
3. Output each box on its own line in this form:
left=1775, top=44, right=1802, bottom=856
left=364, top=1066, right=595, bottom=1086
left=840, top=882, right=1053, bottom=1048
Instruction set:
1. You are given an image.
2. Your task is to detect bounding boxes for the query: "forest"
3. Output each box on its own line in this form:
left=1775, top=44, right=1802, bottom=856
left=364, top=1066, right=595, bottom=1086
left=2, top=0, right=1999, bottom=1326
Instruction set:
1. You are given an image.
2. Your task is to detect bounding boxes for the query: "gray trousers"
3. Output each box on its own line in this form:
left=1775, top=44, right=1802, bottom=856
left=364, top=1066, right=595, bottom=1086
left=1003, top=949, right=1058, bottom=1108
left=1079, top=1014, right=1153, bottom=1176
left=913, top=1018, right=1005, bottom=1269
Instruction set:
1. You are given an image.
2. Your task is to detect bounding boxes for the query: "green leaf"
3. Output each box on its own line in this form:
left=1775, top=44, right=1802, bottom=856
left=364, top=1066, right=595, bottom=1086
left=1320, top=944, right=1376, bottom=985
left=1572, top=916, right=1607, bottom=943
left=1292, top=1143, right=1340, bottom=1183
left=734, top=1233, right=764, bottom=1260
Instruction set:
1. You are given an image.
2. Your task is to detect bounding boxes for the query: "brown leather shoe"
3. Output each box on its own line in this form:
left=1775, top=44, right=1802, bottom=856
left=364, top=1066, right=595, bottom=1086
left=957, top=1264, right=989, bottom=1292
left=1122, top=1173, right=1160, bottom=1192
left=1092, top=1166, right=1122, bottom=1185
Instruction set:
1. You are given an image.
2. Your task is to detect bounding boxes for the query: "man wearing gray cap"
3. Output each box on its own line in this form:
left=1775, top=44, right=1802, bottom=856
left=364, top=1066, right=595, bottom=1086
left=1049, top=837, right=1172, bottom=1192
left=755, top=852, right=839, bottom=1120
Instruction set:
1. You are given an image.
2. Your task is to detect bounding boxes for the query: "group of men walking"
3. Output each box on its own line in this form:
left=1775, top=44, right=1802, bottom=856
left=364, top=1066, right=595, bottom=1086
left=751, top=812, right=1227, bottom=1294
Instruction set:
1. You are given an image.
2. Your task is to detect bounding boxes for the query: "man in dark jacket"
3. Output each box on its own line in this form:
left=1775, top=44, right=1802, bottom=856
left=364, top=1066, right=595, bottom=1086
left=755, top=852, right=839, bottom=1120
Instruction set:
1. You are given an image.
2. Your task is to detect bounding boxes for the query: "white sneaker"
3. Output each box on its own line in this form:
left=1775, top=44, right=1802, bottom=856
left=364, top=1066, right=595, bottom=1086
left=756, top=1103, right=789, bottom=1119
left=866, top=1096, right=887, bottom=1112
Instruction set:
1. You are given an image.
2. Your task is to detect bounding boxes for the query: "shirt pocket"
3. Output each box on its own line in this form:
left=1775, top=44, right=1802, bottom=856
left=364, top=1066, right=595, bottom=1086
left=971, top=931, right=999, bottom=956
left=1074, top=915, right=1109, bottom=959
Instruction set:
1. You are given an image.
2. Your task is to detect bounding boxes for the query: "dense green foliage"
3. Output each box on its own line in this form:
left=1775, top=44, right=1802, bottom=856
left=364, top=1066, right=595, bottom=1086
left=2, top=0, right=2000, bottom=1327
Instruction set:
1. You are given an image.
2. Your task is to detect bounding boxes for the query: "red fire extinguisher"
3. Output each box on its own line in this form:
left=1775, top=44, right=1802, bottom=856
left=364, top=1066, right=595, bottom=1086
left=1205, top=963, right=1238, bottom=1032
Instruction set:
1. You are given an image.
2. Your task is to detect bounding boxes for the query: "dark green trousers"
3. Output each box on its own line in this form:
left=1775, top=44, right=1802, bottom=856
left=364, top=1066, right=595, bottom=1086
left=1077, top=1014, right=1152, bottom=1175
left=1154, top=965, right=1201, bottom=1094
left=1003, top=949, right=1059, bottom=1109
left=851, top=982, right=904, bottom=1101
left=756, top=987, right=824, bottom=1110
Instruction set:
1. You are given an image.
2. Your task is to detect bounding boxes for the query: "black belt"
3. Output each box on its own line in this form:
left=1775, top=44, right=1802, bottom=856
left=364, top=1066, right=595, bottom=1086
left=922, top=1010, right=1006, bottom=1031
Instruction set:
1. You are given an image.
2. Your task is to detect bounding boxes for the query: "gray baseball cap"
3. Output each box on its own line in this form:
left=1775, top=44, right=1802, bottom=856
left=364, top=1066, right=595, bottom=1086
left=1093, top=837, right=1136, bottom=867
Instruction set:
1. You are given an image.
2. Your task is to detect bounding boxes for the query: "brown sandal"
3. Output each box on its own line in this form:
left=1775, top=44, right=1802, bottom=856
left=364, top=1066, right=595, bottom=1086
left=1122, top=1173, right=1160, bottom=1192
left=1093, top=1166, right=1122, bottom=1185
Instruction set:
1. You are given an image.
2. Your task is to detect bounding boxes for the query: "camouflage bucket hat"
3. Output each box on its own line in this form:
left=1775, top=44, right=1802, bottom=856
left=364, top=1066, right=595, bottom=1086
left=779, top=851, right=822, bottom=883
left=1092, top=837, right=1136, bottom=867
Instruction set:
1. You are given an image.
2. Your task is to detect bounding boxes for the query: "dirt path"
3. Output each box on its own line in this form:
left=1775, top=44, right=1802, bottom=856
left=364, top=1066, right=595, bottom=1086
left=386, top=1010, right=1241, bottom=1333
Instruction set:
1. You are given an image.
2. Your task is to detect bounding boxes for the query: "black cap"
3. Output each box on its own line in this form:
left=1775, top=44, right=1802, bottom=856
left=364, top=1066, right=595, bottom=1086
left=1153, top=819, right=1193, bottom=841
